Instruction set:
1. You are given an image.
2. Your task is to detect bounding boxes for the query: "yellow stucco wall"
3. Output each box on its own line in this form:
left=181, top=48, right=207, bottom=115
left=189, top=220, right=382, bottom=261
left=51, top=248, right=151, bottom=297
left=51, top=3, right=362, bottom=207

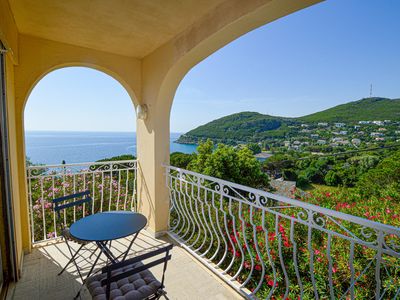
left=13, top=35, right=143, bottom=252
left=5, top=54, right=24, bottom=274
left=0, top=0, right=18, bottom=63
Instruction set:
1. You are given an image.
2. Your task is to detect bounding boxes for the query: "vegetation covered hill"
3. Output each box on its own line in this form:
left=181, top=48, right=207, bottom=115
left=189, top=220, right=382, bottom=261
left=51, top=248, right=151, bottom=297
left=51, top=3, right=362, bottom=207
left=299, top=97, right=400, bottom=122
left=177, top=112, right=296, bottom=144
left=177, top=97, right=400, bottom=144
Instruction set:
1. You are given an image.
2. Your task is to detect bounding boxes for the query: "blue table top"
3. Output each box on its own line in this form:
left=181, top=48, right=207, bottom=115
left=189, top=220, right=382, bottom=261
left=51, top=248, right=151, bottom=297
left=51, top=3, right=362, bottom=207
left=69, top=211, right=147, bottom=242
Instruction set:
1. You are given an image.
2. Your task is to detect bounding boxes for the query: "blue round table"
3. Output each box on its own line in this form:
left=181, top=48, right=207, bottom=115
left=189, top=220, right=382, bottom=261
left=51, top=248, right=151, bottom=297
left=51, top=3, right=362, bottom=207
left=70, top=211, right=147, bottom=273
left=70, top=211, right=147, bottom=242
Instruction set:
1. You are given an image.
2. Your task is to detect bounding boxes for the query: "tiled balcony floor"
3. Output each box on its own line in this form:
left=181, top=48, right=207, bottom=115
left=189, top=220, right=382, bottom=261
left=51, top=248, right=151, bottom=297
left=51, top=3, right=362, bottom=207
left=7, top=231, right=242, bottom=300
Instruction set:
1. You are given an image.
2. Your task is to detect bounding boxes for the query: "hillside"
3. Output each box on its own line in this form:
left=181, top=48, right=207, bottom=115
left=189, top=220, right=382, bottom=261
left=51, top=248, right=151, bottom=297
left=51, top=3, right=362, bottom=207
left=177, top=97, right=400, bottom=144
left=177, top=112, right=297, bottom=144
left=299, top=97, right=400, bottom=122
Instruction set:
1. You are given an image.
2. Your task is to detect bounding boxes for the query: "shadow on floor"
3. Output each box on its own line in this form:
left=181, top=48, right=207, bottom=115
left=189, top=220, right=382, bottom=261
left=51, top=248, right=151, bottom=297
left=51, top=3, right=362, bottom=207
left=8, top=231, right=242, bottom=300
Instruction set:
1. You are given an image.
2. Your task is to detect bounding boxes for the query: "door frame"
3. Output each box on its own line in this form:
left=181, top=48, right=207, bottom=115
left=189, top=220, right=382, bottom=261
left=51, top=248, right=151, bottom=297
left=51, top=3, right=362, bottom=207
left=0, top=42, right=18, bottom=298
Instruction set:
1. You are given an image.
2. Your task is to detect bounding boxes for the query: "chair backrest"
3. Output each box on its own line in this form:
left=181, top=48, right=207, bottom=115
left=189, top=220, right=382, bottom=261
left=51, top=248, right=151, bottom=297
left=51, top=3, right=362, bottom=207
left=53, top=190, right=92, bottom=225
left=101, top=244, right=173, bottom=299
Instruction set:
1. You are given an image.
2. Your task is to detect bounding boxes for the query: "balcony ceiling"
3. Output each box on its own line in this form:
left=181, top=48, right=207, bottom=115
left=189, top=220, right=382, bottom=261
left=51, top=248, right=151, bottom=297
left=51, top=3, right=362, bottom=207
left=7, top=0, right=226, bottom=58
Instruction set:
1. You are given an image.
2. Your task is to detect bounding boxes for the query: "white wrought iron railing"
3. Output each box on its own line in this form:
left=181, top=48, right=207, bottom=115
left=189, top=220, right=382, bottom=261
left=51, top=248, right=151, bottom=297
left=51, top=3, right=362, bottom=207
left=27, top=160, right=138, bottom=243
left=165, top=165, right=400, bottom=299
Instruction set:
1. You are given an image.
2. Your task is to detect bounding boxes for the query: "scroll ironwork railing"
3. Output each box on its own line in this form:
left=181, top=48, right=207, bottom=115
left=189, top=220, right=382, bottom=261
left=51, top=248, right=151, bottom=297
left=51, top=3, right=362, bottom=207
left=165, top=165, right=400, bottom=299
left=27, top=160, right=138, bottom=243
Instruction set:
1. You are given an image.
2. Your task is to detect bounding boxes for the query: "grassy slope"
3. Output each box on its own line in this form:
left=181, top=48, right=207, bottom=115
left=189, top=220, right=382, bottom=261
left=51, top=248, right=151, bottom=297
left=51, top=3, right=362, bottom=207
left=299, top=97, right=400, bottom=122
left=178, top=97, right=400, bottom=143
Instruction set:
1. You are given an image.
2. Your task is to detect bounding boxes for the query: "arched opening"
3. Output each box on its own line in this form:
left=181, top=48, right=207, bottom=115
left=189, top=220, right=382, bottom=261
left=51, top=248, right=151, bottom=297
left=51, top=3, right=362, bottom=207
left=24, top=66, right=137, bottom=164
left=24, top=66, right=139, bottom=243
left=167, top=1, right=400, bottom=298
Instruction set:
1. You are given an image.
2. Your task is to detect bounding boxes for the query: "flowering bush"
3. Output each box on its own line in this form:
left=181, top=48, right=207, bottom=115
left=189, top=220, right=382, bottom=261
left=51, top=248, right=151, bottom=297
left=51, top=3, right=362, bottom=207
left=169, top=172, right=400, bottom=299
left=29, top=164, right=137, bottom=242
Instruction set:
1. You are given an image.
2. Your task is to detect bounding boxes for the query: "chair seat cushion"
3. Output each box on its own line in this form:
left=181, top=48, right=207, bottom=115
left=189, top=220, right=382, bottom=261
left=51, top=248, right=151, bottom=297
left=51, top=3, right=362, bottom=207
left=86, top=262, right=161, bottom=300
left=62, top=227, right=89, bottom=245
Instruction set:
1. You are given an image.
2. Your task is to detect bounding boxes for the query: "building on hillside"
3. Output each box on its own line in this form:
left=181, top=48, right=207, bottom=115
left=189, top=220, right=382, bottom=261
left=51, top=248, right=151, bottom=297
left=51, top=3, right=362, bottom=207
left=341, top=140, right=350, bottom=145
left=332, top=137, right=343, bottom=143
left=317, top=139, right=327, bottom=145
left=311, top=134, right=319, bottom=139
left=318, top=122, right=328, bottom=127
left=375, top=137, right=385, bottom=141
left=371, top=132, right=384, bottom=137
left=254, top=152, right=273, bottom=162
left=359, top=121, right=371, bottom=124
left=373, top=120, right=384, bottom=126
left=351, top=138, right=361, bottom=146
left=339, top=131, right=348, bottom=135
left=378, top=127, right=387, bottom=131
left=335, top=123, right=346, bottom=128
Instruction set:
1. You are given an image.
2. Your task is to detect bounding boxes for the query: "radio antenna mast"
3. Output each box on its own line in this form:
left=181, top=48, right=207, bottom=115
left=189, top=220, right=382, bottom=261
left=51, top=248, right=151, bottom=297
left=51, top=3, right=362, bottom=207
left=369, top=83, right=373, bottom=98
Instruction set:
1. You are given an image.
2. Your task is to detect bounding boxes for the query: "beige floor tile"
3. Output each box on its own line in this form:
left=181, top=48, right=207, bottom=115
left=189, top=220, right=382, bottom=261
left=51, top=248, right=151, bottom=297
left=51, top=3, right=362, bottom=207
left=8, top=231, right=243, bottom=300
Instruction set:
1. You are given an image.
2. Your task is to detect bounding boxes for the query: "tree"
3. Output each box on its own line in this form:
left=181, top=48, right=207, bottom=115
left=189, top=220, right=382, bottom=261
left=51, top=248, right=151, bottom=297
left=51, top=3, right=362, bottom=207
left=247, top=143, right=262, bottom=154
left=357, top=150, right=400, bottom=197
left=97, top=154, right=136, bottom=162
left=170, top=152, right=196, bottom=169
left=324, top=170, right=341, bottom=186
left=188, top=140, right=269, bottom=189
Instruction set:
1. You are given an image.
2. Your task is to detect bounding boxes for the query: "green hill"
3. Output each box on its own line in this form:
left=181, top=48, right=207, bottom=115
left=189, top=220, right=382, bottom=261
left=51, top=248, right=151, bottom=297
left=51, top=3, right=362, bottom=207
left=177, top=97, right=400, bottom=144
left=299, top=97, right=400, bottom=122
left=177, top=112, right=296, bottom=144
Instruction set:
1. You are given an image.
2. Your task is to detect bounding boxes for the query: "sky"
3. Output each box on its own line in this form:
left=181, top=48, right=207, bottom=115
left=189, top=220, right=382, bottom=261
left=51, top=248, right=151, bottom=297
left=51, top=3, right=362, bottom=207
left=25, top=0, right=400, bottom=133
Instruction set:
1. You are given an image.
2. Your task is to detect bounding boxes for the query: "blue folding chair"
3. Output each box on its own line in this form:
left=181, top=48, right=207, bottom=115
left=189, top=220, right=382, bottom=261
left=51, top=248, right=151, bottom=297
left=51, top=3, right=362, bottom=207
left=86, top=244, right=173, bottom=300
left=53, top=190, right=94, bottom=281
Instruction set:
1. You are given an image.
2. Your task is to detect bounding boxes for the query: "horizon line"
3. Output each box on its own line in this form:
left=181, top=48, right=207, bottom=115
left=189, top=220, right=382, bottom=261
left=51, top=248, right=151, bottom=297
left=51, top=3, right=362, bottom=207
left=25, top=130, right=184, bottom=134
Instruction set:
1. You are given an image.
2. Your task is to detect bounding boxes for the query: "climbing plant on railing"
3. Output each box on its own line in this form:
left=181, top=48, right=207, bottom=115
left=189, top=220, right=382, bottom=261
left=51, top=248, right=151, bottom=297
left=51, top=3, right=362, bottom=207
left=27, top=160, right=137, bottom=243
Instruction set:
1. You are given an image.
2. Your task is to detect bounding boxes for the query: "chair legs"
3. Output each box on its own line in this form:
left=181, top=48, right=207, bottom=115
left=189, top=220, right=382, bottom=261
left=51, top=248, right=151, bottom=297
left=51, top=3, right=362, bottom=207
left=58, top=243, right=85, bottom=276
left=64, top=239, right=85, bottom=281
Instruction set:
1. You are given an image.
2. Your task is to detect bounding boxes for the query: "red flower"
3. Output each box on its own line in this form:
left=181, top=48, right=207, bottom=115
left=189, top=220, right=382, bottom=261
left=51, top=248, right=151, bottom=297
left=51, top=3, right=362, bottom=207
left=267, top=280, right=278, bottom=287
left=243, top=261, right=251, bottom=269
left=268, top=232, right=276, bottom=242
left=255, top=264, right=262, bottom=271
left=230, top=235, right=237, bottom=244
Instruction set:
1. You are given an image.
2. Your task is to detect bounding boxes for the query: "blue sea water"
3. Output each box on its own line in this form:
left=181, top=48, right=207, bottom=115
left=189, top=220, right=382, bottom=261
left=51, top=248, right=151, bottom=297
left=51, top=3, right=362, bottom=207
left=25, top=131, right=197, bottom=165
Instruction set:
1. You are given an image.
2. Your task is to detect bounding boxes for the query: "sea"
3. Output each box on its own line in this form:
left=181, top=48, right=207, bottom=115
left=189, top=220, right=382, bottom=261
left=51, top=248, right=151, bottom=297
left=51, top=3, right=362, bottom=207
left=25, top=131, right=197, bottom=165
